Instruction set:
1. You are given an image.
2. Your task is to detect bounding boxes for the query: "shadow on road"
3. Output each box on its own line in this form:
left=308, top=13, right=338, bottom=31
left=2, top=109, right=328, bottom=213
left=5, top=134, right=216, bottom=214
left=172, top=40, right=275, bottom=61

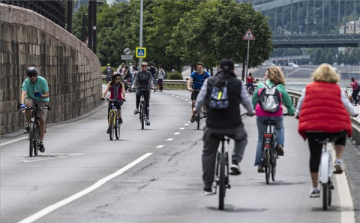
left=207, top=205, right=267, bottom=212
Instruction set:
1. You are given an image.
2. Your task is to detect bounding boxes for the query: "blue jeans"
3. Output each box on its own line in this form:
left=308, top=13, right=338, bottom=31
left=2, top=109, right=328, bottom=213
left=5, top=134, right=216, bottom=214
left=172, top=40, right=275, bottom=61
left=254, top=116, right=284, bottom=166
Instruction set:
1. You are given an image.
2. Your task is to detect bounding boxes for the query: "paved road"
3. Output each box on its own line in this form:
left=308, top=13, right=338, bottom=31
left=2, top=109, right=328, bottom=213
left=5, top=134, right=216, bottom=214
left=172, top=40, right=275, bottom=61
left=1, top=89, right=359, bottom=223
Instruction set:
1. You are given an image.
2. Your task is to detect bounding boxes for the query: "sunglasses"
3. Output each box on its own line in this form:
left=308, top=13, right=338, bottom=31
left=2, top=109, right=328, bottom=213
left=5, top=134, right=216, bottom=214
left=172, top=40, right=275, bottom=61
left=28, top=75, right=37, bottom=77
left=141, top=65, right=148, bottom=67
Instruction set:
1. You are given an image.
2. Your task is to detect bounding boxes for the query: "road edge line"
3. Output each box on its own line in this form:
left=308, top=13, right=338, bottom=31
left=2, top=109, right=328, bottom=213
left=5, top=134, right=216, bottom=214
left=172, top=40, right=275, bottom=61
left=17, top=153, right=153, bottom=223
left=330, top=145, right=355, bottom=223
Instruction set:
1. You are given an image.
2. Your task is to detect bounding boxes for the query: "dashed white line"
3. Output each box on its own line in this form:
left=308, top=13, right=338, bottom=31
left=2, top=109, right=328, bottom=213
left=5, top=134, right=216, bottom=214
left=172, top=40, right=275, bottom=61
left=181, top=98, right=184, bottom=99
left=166, top=138, right=174, bottom=141
left=174, top=132, right=180, bottom=135
left=180, top=127, right=185, bottom=130
left=184, top=124, right=189, bottom=126
left=18, top=153, right=153, bottom=223
left=0, top=137, right=28, bottom=146
left=156, top=145, right=164, bottom=148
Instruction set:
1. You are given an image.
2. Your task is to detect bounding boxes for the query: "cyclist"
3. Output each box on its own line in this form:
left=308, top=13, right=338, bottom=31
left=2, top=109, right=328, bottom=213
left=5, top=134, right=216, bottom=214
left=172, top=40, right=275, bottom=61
left=102, top=73, right=125, bottom=133
left=19, top=67, right=50, bottom=152
left=187, top=62, right=210, bottom=122
left=104, top=63, right=113, bottom=82
left=252, top=67, right=295, bottom=173
left=246, top=72, right=258, bottom=94
left=132, top=62, right=152, bottom=126
left=194, top=59, right=254, bottom=195
left=295, top=63, right=357, bottom=197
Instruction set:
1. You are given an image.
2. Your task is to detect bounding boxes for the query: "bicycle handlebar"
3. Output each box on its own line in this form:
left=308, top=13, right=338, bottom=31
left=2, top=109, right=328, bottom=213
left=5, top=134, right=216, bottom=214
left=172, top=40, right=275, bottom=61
left=18, top=104, right=50, bottom=110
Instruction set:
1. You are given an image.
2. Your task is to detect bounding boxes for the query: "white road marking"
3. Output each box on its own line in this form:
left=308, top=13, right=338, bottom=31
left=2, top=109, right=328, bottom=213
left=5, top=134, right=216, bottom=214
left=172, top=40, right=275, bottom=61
left=181, top=98, right=184, bottom=99
left=188, top=102, right=192, bottom=104
left=184, top=124, right=189, bottom=126
left=166, top=138, right=173, bottom=141
left=18, top=153, right=153, bottom=223
left=176, top=96, right=179, bottom=97
left=329, top=145, right=355, bottom=223
left=179, top=127, right=185, bottom=130
left=174, top=132, right=180, bottom=135
left=22, top=153, right=83, bottom=163
left=156, top=145, right=164, bottom=148
left=0, top=137, right=27, bottom=146
left=171, top=95, right=175, bottom=96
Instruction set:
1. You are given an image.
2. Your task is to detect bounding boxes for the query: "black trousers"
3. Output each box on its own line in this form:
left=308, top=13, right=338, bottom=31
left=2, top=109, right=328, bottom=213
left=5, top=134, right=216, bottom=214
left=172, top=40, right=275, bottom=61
left=136, top=90, right=150, bottom=118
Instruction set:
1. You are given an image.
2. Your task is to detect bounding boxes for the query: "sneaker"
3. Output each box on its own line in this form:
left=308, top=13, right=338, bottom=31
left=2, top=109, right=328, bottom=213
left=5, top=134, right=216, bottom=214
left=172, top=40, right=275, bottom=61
left=334, top=159, right=344, bottom=174
left=203, top=111, right=207, bottom=118
left=146, top=118, right=150, bottom=126
left=134, top=108, right=139, bottom=115
left=230, top=160, right=241, bottom=175
left=118, top=118, right=123, bottom=124
left=106, top=127, right=111, bottom=134
left=203, top=187, right=215, bottom=196
left=39, top=142, right=45, bottom=153
left=309, top=188, right=320, bottom=198
left=24, top=124, right=30, bottom=134
left=257, top=165, right=264, bottom=173
left=276, top=144, right=284, bottom=156
left=190, top=114, right=196, bottom=123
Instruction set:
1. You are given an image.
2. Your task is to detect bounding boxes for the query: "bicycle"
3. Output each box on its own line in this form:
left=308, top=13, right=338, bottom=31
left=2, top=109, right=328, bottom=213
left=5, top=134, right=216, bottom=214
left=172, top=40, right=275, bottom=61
left=106, top=99, right=124, bottom=140
left=311, top=132, right=345, bottom=210
left=138, top=89, right=148, bottom=130
left=213, top=113, right=249, bottom=210
left=214, top=134, right=231, bottom=210
left=18, top=103, right=50, bottom=157
left=261, top=114, right=290, bottom=184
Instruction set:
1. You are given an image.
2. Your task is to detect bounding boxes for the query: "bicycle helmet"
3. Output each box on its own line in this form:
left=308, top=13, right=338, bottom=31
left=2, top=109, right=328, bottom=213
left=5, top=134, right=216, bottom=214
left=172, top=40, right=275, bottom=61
left=27, top=67, right=39, bottom=77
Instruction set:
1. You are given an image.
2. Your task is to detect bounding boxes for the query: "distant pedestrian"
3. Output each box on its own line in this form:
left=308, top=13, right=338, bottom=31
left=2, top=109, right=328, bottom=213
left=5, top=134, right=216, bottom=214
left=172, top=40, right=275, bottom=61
left=157, top=64, right=166, bottom=92
left=349, top=77, right=359, bottom=105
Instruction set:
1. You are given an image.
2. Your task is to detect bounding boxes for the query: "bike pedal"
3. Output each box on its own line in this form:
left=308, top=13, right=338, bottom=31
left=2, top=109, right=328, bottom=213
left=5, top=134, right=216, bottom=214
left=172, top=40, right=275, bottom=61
left=227, top=185, right=231, bottom=189
left=330, top=185, right=334, bottom=190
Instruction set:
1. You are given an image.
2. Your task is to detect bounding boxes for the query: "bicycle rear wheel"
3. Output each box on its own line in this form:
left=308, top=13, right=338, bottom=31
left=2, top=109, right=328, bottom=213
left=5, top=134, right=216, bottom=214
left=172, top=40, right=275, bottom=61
left=33, top=123, right=39, bottom=156
left=219, top=153, right=226, bottom=210
left=196, top=113, right=200, bottom=130
left=322, top=182, right=329, bottom=210
left=109, top=113, right=115, bottom=141
left=264, top=149, right=270, bottom=184
left=271, top=148, right=277, bottom=182
left=115, top=120, right=120, bottom=140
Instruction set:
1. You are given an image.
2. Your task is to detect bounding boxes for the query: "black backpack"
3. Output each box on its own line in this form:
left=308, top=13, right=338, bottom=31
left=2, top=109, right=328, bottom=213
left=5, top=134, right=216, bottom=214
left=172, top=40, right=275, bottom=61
left=207, top=77, right=229, bottom=110
left=258, top=83, right=281, bottom=113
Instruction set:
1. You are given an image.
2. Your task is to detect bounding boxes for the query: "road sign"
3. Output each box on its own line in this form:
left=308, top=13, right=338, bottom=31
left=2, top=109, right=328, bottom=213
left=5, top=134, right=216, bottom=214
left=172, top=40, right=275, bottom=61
left=121, top=54, right=133, bottom=60
left=242, top=29, right=255, bottom=40
left=124, top=48, right=131, bottom=55
left=136, top=47, right=146, bottom=58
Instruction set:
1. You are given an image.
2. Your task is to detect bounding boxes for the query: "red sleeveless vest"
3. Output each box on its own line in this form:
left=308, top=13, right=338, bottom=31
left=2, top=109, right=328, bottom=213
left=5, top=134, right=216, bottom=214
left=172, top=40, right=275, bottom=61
left=298, top=82, right=352, bottom=139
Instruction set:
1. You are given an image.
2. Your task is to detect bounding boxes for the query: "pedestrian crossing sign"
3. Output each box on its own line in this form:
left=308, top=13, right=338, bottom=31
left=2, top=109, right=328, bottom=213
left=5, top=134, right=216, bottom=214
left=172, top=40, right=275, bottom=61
left=136, top=47, right=146, bottom=58
left=242, top=29, right=255, bottom=41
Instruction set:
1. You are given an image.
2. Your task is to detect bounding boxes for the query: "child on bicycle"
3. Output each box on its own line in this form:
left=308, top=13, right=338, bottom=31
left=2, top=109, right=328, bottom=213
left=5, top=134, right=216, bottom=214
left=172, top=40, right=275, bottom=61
left=102, top=74, right=125, bottom=133
left=295, top=63, right=357, bottom=197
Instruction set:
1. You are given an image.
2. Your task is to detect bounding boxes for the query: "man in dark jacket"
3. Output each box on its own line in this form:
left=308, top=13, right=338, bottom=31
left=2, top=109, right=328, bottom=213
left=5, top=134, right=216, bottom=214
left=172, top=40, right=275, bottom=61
left=131, top=62, right=152, bottom=125
left=194, top=59, right=254, bottom=195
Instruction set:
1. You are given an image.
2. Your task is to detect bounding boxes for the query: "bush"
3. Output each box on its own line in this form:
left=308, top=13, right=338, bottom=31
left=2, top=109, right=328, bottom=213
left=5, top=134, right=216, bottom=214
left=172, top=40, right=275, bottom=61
left=166, top=71, right=183, bottom=80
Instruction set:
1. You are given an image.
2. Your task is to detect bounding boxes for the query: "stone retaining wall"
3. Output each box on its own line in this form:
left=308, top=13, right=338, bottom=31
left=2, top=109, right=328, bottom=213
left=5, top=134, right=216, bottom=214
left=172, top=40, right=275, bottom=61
left=0, top=4, right=102, bottom=135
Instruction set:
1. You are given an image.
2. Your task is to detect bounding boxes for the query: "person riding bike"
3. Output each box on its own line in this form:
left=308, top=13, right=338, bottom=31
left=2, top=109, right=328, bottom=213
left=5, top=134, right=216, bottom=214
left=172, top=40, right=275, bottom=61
left=104, top=63, right=113, bottom=82
left=246, top=72, right=258, bottom=94
left=295, top=63, right=357, bottom=197
left=20, top=67, right=50, bottom=152
left=187, top=62, right=210, bottom=123
left=132, top=62, right=152, bottom=126
left=102, top=73, right=126, bottom=133
left=194, top=59, right=254, bottom=195
left=252, top=67, right=295, bottom=173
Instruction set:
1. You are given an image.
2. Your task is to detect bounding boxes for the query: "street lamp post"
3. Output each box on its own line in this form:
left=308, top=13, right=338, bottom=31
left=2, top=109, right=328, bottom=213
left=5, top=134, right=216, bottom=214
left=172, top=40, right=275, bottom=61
left=305, top=20, right=308, bottom=34
left=139, top=0, right=143, bottom=64
left=299, top=25, right=303, bottom=34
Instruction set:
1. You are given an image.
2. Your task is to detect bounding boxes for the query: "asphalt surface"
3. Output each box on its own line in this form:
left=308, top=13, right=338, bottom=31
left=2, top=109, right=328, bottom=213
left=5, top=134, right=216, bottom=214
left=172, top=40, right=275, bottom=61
left=1, top=88, right=359, bottom=223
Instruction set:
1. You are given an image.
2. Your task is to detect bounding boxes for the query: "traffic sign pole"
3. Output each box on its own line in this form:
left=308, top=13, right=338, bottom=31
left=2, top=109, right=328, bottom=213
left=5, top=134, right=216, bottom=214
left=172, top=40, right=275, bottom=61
left=246, top=40, right=250, bottom=80
left=139, top=0, right=143, bottom=64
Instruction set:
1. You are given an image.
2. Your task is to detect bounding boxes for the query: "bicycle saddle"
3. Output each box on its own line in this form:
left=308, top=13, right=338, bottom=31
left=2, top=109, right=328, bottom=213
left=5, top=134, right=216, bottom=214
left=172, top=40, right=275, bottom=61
left=263, top=120, right=277, bottom=125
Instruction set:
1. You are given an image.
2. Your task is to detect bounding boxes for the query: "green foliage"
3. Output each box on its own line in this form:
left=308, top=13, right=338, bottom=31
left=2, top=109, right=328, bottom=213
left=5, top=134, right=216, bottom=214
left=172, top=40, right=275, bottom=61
left=166, top=71, right=183, bottom=80
left=72, top=0, right=273, bottom=70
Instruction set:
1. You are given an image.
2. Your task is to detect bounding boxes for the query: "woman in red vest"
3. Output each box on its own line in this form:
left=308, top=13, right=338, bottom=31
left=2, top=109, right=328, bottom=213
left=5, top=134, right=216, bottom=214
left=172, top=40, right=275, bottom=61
left=296, top=63, right=357, bottom=198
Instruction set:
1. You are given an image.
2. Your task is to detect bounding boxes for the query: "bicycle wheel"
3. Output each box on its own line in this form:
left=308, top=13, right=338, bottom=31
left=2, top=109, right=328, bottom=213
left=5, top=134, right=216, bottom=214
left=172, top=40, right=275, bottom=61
left=29, top=123, right=35, bottom=157
left=141, top=103, right=145, bottom=130
left=271, top=148, right=276, bottom=182
left=264, top=149, right=270, bottom=184
left=33, top=123, right=39, bottom=156
left=322, top=182, right=329, bottom=210
left=328, top=182, right=332, bottom=206
left=109, top=113, right=115, bottom=141
left=115, top=120, right=120, bottom=140
left=218, top=153, right=226, bottom=210
left=196, top=113, right=200, bottom=130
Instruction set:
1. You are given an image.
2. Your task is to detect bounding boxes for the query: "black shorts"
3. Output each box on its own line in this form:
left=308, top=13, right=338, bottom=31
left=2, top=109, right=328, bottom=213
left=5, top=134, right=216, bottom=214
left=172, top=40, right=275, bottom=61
left=108, top=100, right=123, bottom=110
left=191, top=90, right=200, bottom=101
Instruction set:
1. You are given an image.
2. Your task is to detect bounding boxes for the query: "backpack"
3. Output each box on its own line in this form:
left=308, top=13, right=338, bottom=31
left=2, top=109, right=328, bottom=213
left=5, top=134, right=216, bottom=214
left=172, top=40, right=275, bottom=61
left=207, top=77, right=229, bottom=110
left=258, top=83, right=281, bottom=113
